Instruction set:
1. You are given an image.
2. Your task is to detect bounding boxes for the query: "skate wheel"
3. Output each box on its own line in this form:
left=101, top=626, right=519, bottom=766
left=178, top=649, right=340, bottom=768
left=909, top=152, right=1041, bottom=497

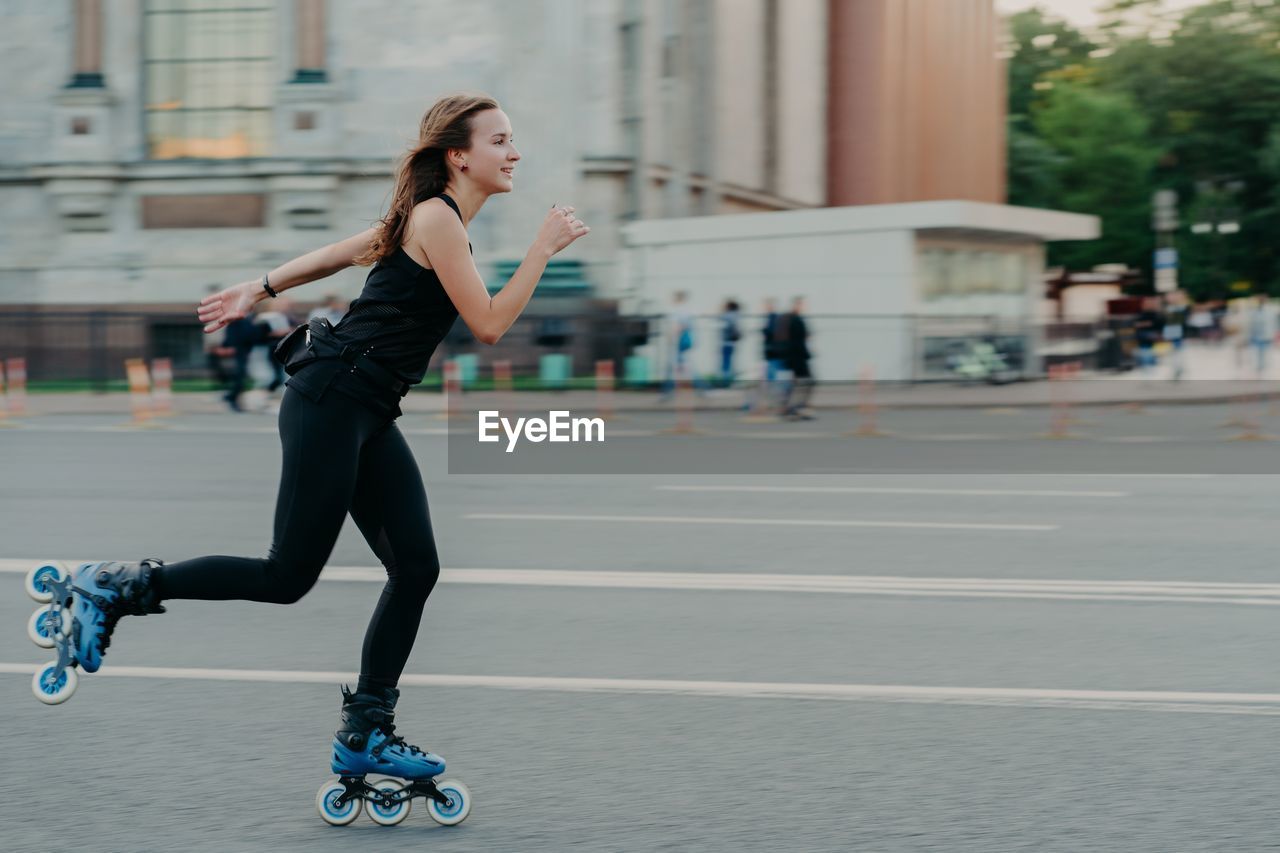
left=316, top=780, right=362, bottom=826
left=426, top=779, right=471, bottom=826
left=366, top=778, right=411, bottom=826
left=27, top=607, right=66, bottom=649
left=24, top=562, right=68, bottom=603
left=32, top=661, right=77, bottom=705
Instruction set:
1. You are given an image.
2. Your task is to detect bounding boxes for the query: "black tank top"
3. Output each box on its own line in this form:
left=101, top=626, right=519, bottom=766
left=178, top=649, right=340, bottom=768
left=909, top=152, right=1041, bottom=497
left=285, top=193, right=468, bottom=415
left=332, top=193, right=467, bottom=383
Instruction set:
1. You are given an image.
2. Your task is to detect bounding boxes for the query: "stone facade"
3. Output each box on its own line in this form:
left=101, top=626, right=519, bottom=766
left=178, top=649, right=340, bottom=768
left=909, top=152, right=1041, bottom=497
left=0, top=0, right=831, bottom=316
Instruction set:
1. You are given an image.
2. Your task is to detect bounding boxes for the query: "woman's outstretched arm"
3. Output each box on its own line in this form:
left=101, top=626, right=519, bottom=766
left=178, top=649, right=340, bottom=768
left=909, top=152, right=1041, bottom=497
left=197, top=227, right=377, bottom=334
left=412, top=204, right=588, bottom=345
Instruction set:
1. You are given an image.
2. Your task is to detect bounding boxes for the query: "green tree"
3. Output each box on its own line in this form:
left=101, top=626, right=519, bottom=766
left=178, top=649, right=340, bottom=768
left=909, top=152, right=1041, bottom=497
left=1029, top=82, right=1160, bottom=274
left=1002, top=0, right=1280, bottom=297
left=1005, top=8, right=1097, bottom=119
left=1007, top=116, right=1065, bottom=210
left=1096, top=2, right=1280, bottom=296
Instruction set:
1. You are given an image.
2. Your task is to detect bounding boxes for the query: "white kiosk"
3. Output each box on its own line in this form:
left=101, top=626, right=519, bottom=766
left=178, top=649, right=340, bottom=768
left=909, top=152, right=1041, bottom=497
left=620, top=201, right=1099, bottom=382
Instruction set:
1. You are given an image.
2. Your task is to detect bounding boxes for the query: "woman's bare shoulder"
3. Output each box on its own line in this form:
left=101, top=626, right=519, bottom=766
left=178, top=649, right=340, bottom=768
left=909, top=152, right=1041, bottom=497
left=409, top=196, right=458, bottom=223
left=403, top=198, right=466, bottom=267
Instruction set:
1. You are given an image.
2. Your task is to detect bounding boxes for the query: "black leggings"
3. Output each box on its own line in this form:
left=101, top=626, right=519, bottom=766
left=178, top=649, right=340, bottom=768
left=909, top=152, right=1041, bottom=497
left=157, top=385, right=440, bottom=691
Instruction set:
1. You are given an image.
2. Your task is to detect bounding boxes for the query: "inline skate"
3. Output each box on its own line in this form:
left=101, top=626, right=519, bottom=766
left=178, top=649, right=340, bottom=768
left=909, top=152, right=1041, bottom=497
left=316, top=685, right=472, bottom=827
left=25, top=559, right=165, bottom=704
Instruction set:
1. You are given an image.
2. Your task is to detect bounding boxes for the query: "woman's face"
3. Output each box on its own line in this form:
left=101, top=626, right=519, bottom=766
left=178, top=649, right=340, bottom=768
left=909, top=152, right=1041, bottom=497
left=463, top=109, right=520, bottom=194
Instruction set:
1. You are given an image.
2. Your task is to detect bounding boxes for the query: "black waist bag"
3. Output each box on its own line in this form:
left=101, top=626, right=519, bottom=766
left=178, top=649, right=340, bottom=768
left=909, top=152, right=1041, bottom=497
left=273, top=317, right=410, bottom=398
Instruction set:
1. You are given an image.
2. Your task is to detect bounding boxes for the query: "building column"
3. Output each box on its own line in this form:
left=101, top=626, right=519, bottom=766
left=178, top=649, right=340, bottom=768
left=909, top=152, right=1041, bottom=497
left=292, top=0, right=327, bottom=83
left=52, top=0, right=115, bottom=176
left=69, top=0, right=104, bottom=88
left=277, top=0, right=338, bottom=161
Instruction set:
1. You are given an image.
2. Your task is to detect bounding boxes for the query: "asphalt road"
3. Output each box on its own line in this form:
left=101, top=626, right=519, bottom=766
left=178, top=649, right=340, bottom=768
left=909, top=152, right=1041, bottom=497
left=4, top=405, right=1280, bottom=851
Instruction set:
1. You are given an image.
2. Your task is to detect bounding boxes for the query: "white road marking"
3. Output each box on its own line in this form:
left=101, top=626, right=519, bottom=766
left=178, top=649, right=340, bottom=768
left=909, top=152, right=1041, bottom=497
left=4, top=662, right=1280, bottom=716
left=464, top=513, right=1057, bottom=532
left=20, top=424, right=452, bottom=436
left=10, top=561, right=1279, bottom=605
left=656, top=485, right=1129, bottom=498
left=800, top=469, right=1215, bottom=478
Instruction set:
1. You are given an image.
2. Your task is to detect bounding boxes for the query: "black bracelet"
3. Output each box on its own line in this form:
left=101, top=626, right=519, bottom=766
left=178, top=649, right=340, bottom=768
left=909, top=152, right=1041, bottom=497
left=262, top=273, right=278, bottom=299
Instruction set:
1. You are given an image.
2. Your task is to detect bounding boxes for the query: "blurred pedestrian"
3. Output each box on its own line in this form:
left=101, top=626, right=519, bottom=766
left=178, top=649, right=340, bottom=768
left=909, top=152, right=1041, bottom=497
left=58, top=94, right=589, bottom=799
left=1223, top=301, right=1247, bottom=372
left=255, top=295, right=299, bottom=396
left=718, top=299, right=741, bottom=388
left=747, top=297, right=786, bottom=412
left=1162, top=292, right=1188, bottom=381
left=779, top=296, right=815, bottom=420
left=221, top=314, right=257, bottom=413
left=202, top=284, right=233, bottom=391
left=309, top=293, right=349, bottom=326
left=1134, top=299, right=1162, bottom=374
left=661, top=290, right=705, bottom=398
left=1187, top=302, right=1213, bottom=342
left=1248, top=294, right=1276, bottom=375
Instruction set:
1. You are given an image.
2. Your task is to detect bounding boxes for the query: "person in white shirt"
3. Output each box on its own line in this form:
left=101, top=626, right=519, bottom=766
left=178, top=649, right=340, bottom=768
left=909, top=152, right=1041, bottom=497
left=308, top=293, right=349, bottom=327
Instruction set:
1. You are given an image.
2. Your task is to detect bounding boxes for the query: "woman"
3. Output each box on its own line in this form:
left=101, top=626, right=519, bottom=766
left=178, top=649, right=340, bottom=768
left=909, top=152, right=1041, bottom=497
left=35, top=93, right=588, bottom=814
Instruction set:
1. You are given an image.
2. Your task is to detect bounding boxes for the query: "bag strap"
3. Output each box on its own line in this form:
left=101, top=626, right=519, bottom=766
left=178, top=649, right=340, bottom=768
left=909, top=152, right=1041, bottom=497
left=308, top=318, right=410, bottom=398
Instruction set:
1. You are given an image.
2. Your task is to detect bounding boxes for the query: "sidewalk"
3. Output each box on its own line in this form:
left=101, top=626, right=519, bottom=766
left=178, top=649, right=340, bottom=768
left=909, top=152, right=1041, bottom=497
left=12, top=342, right=1280, bottom=417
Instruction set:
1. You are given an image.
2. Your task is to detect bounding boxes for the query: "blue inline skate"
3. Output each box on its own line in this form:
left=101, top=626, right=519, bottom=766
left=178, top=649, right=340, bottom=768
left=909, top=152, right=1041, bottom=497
left=25, top=559, right=165, bottom=704
left=316, top=685, right=472, bottom=827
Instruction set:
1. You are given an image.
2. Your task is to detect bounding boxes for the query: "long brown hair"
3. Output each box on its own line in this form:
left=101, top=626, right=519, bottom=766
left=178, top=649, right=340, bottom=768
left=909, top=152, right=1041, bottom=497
left=354, top=93, right=500, bottom=266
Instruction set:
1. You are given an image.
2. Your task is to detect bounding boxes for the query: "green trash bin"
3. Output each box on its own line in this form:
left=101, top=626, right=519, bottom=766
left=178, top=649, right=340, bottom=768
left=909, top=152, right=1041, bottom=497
left=539, top=353, right=571, bottom=389
left=624, top=355, right=650, bottom=386
left=452, top=353, right=478, bottom=388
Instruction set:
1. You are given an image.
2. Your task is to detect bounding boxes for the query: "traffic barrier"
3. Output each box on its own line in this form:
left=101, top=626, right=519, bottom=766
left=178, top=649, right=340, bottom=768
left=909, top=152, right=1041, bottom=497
left=453, top=353, right=478, bottom=388
left=492, top=358, right=514, bottom=417
left=1042, top=362, right=1080, bottom=439
left=594, top=359, right=616, bottom=421
left=5, top=358, right=27, bottom=417
left=845, top=366, right=889, bottom=437
left=1226, top=392, right=1275, bottom=441
left=1054, top=361, right=1092, bottom=427
left=124, top=358, right=162, bottom=428
left=151, top=357, right=174, bottom=416
left=0, top=362, right=13, bottom=427
left=1221, top=392, right=1260, bottom=430
left=539, top=353, right=571, bottom=389
left=740, top=362, right=779, bottom=423
left=660, top=376, right=701, bottom=435
left=434, top=359, right=462, bottom=421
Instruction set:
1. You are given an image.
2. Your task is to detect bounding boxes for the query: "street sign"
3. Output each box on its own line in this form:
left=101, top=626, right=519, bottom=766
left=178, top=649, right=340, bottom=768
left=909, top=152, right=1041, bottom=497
left=1155, top=268, right=1178, bottom=293
left=1154, top=248, right=1178, bottom=269
left=1152, top=189, right=1179, bottom=232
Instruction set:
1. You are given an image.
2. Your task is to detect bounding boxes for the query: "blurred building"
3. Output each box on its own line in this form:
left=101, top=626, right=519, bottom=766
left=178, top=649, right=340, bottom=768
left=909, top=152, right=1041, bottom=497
left=623, top=201, right=1097, bottom=382
left=827, top=0, right=1005, bottom=206
left=0, top=0, right=1014, bottom=379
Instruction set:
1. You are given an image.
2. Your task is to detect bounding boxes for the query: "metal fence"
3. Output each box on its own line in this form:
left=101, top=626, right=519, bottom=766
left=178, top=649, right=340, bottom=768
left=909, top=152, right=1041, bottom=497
left=0, top=308, right=649, bottom=387
left=0, top=306, right=1134, bottom=386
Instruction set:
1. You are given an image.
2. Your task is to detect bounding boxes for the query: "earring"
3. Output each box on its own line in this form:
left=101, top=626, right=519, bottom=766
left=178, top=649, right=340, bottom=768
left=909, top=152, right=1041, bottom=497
left=460, top=162, right=468, bottom=171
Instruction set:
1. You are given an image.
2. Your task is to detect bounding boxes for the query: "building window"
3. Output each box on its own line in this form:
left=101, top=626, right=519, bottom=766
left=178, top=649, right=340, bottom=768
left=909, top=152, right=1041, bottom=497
left=919, top=245, right=1031, bottom=299
left=144, top=0, right=275, bottom=159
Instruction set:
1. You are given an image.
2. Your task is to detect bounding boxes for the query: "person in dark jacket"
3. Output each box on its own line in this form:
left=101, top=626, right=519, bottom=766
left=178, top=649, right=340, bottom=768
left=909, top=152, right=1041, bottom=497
left=719, top=299, right=741, bottom=388
left=748, top=298, right=786, bottom=412
left=221, top=315, right=259, bottom=412
left=779, top=296, right=814, bottom=420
